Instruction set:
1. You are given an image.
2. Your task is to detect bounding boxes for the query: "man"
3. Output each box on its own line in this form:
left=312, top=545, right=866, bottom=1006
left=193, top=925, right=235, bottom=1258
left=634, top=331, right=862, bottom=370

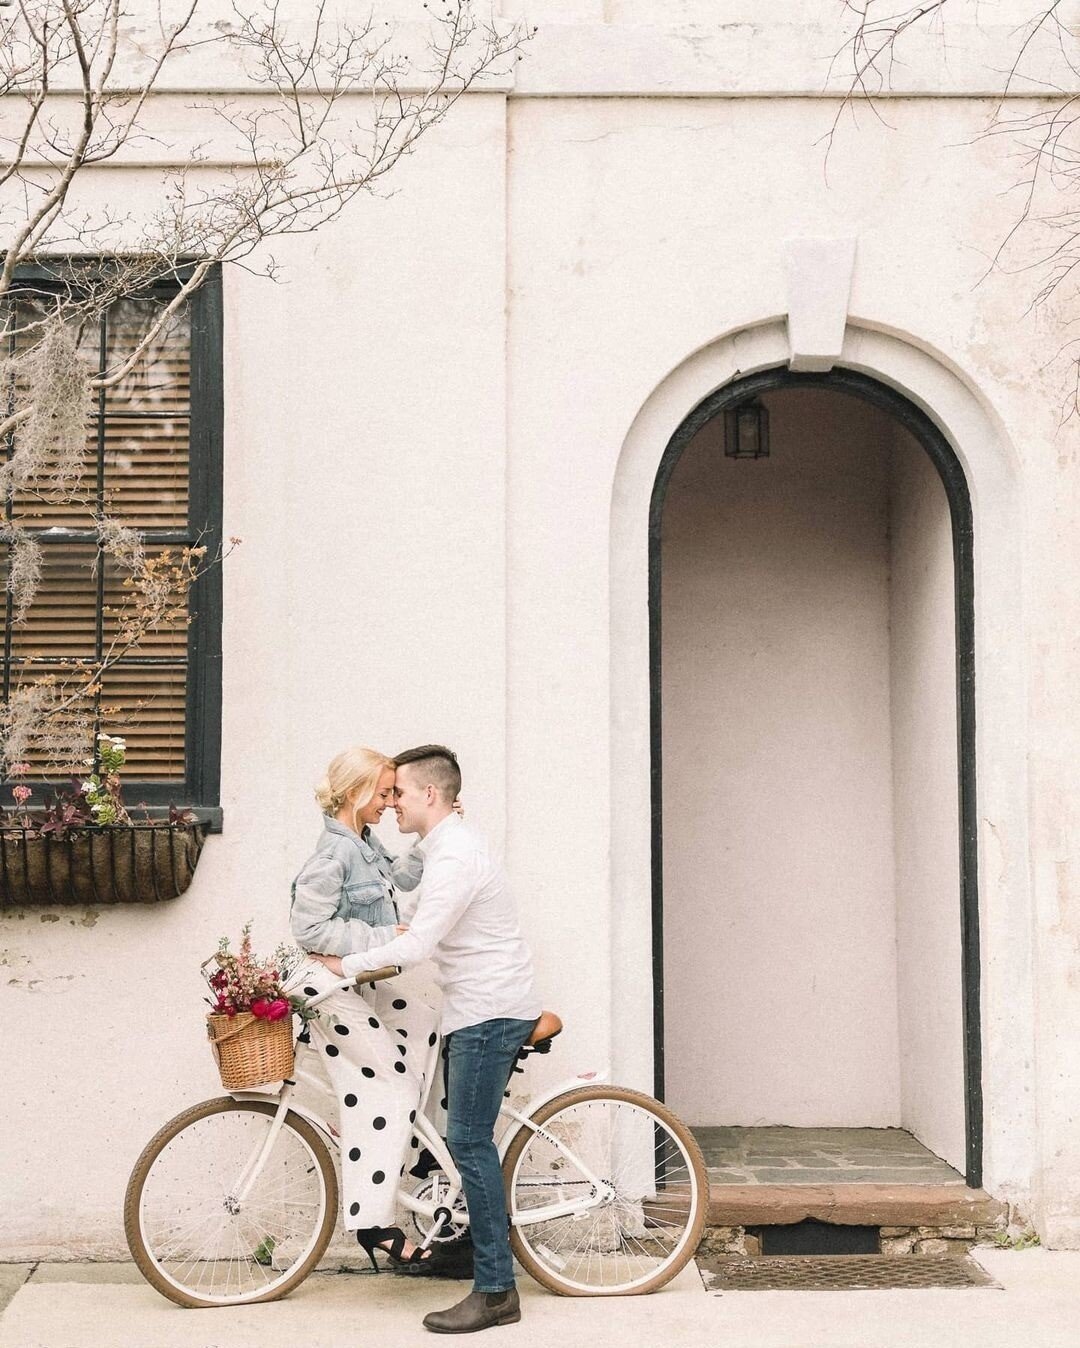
left=312, top=745, right=541, bottom=1334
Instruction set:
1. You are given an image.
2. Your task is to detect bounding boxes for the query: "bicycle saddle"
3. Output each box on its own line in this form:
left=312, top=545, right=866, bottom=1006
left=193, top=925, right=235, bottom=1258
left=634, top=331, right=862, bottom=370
left=526, top=1010, right=563, bottom=1051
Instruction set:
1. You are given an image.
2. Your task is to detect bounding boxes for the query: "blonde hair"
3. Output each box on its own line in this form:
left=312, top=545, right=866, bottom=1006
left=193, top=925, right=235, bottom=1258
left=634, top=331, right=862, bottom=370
left=315, top=746, right=394, bottom=822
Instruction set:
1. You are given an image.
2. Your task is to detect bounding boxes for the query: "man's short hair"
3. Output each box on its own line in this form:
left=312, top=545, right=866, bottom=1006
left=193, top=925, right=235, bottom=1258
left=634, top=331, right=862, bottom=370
left=394, top=744, right=462, bottom=803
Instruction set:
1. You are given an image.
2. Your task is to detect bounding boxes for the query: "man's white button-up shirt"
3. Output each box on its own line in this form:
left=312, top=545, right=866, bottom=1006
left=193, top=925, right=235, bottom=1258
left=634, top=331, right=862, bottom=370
left=341, top=813, right=541, bottom=1035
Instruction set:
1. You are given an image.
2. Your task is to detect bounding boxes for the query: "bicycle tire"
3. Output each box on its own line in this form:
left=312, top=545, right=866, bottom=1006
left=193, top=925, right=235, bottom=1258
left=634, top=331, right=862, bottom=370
left=502, top=1084, right=708, bottom=1296
left=124, top=1096, right=339, bottom=1309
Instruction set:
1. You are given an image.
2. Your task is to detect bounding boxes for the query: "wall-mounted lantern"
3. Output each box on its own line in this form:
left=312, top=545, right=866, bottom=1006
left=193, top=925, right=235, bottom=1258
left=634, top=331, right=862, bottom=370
left=724, top=399, right=770, bottom=459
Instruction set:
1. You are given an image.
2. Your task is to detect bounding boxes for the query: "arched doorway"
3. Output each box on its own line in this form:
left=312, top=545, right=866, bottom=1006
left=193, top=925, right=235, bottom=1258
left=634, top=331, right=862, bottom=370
left=649, top=368, right=981, bottom=1186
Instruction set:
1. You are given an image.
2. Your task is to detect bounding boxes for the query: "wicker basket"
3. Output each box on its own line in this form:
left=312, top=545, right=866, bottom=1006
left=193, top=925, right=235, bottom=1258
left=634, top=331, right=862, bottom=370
left=206, top=1011, right=295, bottom=1090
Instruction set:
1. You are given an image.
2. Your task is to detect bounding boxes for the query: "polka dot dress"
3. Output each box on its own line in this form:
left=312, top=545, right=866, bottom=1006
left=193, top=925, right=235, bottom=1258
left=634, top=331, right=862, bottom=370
left=290, top=959, right=440, bottom=1230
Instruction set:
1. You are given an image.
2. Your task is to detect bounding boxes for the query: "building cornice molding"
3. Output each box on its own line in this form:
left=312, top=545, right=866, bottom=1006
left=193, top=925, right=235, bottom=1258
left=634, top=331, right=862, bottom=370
left=3, top=15, right=1077, bottom=100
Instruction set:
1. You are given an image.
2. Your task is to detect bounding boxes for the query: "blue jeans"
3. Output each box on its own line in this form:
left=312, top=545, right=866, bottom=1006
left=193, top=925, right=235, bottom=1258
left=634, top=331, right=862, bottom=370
left=445, top=1017, right=536, bottom=1293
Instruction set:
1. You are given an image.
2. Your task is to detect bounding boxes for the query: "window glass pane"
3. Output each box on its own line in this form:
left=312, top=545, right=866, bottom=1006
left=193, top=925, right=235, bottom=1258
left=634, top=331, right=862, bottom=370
left=2, top=546, right=190, bottom=662
left=8, top=442, right=97, bottom=530
left=5, top=544, right=98, bottom=659
left=6, top=298, right=99, bottom=529
left=100, top=663, right=187, bottom=781
left=0, top=660, right=96, bottom=778
left=103, top=297, right=190, bottom=415
left=104, top=416, right=189, bottom=530
left=8, top=294, right=100, bottom=368
left=6, top=295, right=191, bottom=532
left=1, top=540, right=189, bottom=777
left=0, top=661, right=186, bottom=781
left=0, top=658, right=187, bottom=781
left=2, top=280, right=204, bottom=794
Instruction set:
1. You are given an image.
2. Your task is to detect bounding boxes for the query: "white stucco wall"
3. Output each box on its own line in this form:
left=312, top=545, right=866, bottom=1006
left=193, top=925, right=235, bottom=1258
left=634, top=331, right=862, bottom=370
left=661, top=388, right=901, bottom=1128
left=2, top=93, right=516, bottom=1260
left=4, top=0, right=1080, bottom=1252
left=888, top=427, right=967, bottom=1173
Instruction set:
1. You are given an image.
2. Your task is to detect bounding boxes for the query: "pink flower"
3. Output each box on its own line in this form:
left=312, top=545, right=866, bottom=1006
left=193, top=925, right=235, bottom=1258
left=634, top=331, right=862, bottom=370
left=12, top=785, right=31, bottom=806
left=9, top=763, right=30, bottom=778
left=251, top=997, right=290, bottom=1021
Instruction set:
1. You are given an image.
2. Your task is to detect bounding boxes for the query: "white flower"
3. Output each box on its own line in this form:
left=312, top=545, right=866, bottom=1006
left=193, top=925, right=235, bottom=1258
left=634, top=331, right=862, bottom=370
left=79, top=781, right=92, bottom=794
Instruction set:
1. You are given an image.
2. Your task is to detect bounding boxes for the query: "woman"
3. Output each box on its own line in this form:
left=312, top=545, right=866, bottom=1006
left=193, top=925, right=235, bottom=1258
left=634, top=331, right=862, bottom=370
left=289, top=745, right=441, bottom=1269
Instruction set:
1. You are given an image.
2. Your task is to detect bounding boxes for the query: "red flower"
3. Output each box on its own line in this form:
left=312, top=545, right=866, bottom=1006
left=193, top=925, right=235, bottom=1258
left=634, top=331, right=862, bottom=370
left=265, top=998, right=291, bottom=1022
left=250, top=998, right=271, bottom=1019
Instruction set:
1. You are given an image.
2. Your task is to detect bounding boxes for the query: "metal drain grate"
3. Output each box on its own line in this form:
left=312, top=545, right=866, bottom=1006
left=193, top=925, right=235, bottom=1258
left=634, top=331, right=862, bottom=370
left=700, top=1255, right=998, bottom=1292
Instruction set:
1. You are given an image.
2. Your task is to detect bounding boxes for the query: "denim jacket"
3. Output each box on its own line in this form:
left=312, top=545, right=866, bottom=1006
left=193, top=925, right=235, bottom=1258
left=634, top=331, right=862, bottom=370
left=290, top=815, right=423, bottom=957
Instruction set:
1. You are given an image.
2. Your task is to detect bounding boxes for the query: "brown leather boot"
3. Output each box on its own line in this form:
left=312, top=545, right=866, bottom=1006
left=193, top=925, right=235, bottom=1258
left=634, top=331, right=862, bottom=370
left=422, top=1287, right=521, bottom=1334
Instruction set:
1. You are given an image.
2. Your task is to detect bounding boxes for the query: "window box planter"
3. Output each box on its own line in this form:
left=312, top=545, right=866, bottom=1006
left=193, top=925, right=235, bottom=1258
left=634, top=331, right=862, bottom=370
left=0, top=820, right=207, bottom=905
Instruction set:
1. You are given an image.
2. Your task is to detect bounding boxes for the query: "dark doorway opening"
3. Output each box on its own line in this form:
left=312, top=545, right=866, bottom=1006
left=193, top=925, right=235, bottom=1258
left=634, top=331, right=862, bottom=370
left=648, top=368, right=981, bottom=1187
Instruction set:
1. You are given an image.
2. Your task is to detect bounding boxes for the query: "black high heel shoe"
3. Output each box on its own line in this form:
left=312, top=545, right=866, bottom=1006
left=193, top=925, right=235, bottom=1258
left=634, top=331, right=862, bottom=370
left=356, top=1226, right=433, bottom=1272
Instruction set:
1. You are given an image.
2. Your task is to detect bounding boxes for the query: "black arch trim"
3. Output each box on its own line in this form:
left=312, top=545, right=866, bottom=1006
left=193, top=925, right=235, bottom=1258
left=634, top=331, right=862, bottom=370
left=647, top=366, right=982, bottom=1189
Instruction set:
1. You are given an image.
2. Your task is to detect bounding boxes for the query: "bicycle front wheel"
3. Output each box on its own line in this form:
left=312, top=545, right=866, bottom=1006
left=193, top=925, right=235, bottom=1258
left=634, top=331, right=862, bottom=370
left=503, top=1084, right=708, bottom=1296
left=124, top=1097, right=338, bottom=1308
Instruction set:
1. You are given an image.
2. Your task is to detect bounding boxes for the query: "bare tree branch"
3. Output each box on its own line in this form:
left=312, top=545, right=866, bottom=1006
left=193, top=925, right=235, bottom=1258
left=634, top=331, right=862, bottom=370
left=0, top=0, right=533, bottom=776
left=829, top=1, right=1080, bottom=416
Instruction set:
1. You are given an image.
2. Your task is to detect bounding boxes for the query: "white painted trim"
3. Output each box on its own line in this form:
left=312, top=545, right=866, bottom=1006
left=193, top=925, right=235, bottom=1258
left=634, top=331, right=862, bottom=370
left=784, top=238, right=857, bottom=372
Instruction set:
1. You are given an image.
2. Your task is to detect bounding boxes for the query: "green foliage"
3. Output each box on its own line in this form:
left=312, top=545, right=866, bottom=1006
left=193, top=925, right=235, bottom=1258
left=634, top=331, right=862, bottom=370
left=986, top=1228, right=1041, bottom=1250
left=252, top=1235, right=277, bottom=1267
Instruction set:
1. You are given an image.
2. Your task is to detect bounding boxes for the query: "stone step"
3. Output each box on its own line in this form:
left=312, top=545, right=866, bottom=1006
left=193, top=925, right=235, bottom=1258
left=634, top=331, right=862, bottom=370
left=706, top=1182, right=1006, bottom=1230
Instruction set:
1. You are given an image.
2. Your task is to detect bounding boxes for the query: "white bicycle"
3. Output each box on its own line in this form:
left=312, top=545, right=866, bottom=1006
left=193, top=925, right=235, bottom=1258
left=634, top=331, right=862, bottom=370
left=124, top=967, right=708, bottom=1307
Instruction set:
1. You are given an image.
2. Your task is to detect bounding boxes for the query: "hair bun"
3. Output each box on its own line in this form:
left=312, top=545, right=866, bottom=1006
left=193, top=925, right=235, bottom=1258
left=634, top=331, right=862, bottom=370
left=315, top=747, right=393, bottom=819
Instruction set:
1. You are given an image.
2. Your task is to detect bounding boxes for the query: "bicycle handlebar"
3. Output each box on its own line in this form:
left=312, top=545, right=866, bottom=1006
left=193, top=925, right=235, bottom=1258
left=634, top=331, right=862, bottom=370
left=352, top=965, right=400, bottom=987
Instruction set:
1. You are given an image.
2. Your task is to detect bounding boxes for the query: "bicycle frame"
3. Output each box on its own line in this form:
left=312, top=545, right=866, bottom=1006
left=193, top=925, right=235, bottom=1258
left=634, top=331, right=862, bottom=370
left=228, top=973, right=612, bottom=1247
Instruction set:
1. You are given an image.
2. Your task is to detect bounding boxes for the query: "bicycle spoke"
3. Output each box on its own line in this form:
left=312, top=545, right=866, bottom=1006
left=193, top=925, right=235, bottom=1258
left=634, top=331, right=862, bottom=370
left=132, top=1103, right=331, bottom=1306
left=508, top=1091, right=705, bottom=1294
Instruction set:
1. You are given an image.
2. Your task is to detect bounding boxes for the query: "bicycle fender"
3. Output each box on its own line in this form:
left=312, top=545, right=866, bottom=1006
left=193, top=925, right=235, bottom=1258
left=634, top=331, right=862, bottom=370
left=514, top=1069, right=610, bottom=1124
left=227, top=1091, right=340, bottom=1150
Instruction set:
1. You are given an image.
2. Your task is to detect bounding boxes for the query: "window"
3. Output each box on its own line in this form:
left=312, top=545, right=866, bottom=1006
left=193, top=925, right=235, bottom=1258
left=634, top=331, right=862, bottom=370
left=1, top=265, right=223, bottom=827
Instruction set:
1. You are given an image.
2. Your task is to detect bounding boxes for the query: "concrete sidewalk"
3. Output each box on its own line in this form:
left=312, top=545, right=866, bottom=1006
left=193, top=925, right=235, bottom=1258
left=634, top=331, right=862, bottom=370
left=1, top=1249, right=1078, bottom=1348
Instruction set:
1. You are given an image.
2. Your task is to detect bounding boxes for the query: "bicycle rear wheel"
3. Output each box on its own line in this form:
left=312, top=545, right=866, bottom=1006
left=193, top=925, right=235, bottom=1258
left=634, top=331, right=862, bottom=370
left=124, top=1097, right=338, bottom=1308
left=503, top=1084, right=708, bottom=1296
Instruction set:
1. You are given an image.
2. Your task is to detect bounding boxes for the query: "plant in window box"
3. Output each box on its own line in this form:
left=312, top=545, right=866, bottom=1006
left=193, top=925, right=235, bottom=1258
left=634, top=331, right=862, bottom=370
left=0, top=735, right=207, bottom=905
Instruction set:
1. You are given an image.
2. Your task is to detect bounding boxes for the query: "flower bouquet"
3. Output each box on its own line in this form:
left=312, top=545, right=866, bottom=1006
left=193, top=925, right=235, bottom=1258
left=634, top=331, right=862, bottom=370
left=203, top=924, right=311, bottom=1090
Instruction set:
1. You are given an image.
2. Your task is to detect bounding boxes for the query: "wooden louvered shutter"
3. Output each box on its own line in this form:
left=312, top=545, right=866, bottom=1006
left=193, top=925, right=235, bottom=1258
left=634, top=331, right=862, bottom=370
left=2, top=288, right=194, bottom=782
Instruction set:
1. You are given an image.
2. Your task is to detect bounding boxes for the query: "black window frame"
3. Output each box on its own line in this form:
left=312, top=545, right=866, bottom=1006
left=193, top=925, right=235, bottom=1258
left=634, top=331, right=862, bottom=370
left=1, top=262, right=223, bottom=831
